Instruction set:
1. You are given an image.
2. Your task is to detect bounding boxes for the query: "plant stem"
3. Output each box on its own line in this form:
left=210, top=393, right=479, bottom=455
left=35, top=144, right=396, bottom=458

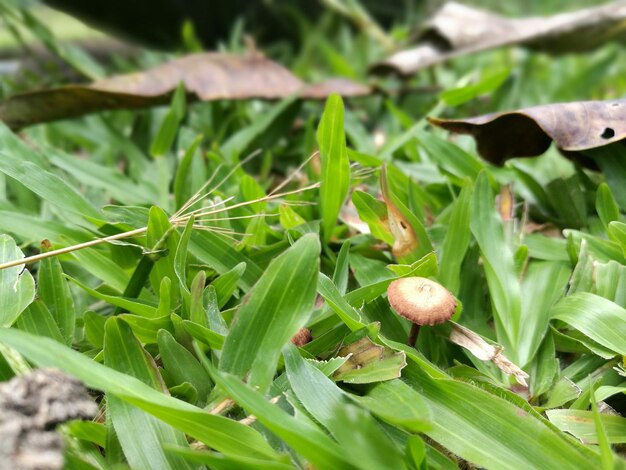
left=407, top=323, right=420, bottom=347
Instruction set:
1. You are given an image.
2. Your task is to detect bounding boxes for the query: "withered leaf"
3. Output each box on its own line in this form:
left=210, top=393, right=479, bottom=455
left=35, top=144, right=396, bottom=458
left=0, top=52, right=371, bottom=130
left=371, top=1, right=626, bottom=76
left=380, top=166, right=418, bottom=259
left=333, top=336, right=407, bottom=384
left=429, top=98, right=626, bottom=168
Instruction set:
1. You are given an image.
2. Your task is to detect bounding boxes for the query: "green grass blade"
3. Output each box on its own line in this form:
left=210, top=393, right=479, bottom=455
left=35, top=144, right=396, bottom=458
left=547, top=409, right=626, bottom=444
left=104, top=318, right=193, bottom=470
left=471, top=171, right=521, bottom=358
left=0, top=234, right=35, bottom=327
left=38, top=244, right=75, bottom=345
left=0, top=327, right=280, bottom=460
left=403, top=364, right=599, bottom=469
left=551, top=293, right=626, bottom=355
left=157, top=329, right=212, bottom=406
left=438, top=179, right=472, bottom=294
left=317, top=94, right=350, bottom=244
left=220, top=234, right=320, bottom=392
left=207, top=364, right=356, bottom=470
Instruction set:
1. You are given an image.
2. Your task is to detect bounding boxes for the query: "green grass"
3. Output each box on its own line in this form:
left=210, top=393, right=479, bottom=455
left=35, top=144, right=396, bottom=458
left=0, top=2, right=625, bottom=469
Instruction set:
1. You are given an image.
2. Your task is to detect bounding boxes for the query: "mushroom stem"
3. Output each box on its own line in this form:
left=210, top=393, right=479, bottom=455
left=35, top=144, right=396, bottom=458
left=407, top=323, right=420, bottom=347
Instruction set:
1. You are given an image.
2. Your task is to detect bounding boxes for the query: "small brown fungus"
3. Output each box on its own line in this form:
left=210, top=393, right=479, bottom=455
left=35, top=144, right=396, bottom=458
left=387, top=277, right=457, bottom=347
left=290, top=327, right=312, bottom=347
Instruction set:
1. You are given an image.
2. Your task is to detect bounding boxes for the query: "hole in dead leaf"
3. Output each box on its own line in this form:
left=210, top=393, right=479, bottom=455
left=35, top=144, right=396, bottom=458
left=601, top=127, right=615, bottom=139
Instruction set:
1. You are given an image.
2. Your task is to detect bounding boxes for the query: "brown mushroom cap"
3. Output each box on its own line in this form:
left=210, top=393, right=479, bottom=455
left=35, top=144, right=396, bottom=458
left=387, top=277, right=456, bottom=326
left=290, top=327, right=312, bottom=347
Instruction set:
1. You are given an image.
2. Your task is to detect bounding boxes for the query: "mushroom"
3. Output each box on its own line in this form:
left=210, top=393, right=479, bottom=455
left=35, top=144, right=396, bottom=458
left=387, top=276, right=456, bottom=347
left=290, top=327, right=312, bottom=347
left=387, top=276, right=529, bottom=386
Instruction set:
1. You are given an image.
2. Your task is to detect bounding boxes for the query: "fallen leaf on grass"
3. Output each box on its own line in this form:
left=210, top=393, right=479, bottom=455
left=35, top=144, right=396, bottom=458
left=429, top=98, right=626, bottom=168
left=0, top=52, right=371, bottom=130
left=449, top=322, right=529, bottom=387
left=333, top=336, right=407, bottom=384
left=372, top=1, right=626, bottom=76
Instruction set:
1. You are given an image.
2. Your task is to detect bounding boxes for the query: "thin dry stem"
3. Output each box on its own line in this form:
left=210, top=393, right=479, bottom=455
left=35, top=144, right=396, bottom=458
left=0, top=182, right=319, bottom=271
left=238, top=396, right=281, bottom=426
left=209, top=398, right=235, bottom=415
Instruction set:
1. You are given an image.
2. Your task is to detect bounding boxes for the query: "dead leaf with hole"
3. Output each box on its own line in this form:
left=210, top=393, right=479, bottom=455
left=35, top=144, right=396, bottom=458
left=0, top=52, right=371, bottom=130
left=428, top=98, right=626, bottom=169
left=371, top=1, right=626, bottom=76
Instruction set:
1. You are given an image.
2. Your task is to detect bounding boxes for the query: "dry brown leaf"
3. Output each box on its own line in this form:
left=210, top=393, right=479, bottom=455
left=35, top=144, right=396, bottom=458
left=0, top=52, right=371, bottom=130
left=371, top=1, right=626, bottom=76
left=449, top=322, right=529, bottom=387
left=380, top=166, right=417, bottom=259
left=428, top=98, right=626, bottom=168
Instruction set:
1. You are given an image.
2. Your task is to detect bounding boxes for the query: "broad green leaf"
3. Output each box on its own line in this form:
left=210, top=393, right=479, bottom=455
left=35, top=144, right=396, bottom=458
left=0, top=149, right=99, bottom=218
left=586, top=145, right=626, bottom=209
left=0, top=327, right=279, bottom=460
left=207, top=363, right=355, bottom=470
left=317, top=273, right=365, bottom=331
left=438, top=179, right=472, bottom=294
left=16, top=7, right=104, bottom=78
left=608, top=221, right=626, bottom=259
left=551, top=293, right=626, bottom=355
left=174, top=217, right=195, bottom=312
left=332, top=240, right=351, bottom=295
left=596, top=182, right=620, bottom=229
left=210, top=262, right=246, bottom=308
left=403, top=364, right=598, bottom=469
left=590, top=384, right=615, bottom=469
left=0, top=210, right=89, bottom=244
left=65, top=421, right=107, bottom=449
left=38, top=242, right=75, bottom=345
left=190, top=230, right=262, bottom=290
left=150, top=83, right=187, bottom=157
left=351, top=190, right=394, bottom=244
left=350, top=379, right=431, bottom=432
left=68, top=276, right=158, bottom=318
left=278, top=204, right=306, bottom=230
left=174, top=134, right=204, bottom=209
left=119, top=314, right=173, bottom=344
left=220, top=234, right=320, bottom=392
left=0, top=234, right=35, bottom=327
left=327, top=403, right=407, bottom=470
left=147, top=206, right=181, bottom=305
left=317, top=94, right=350, bottom=243
left=221, top=98, right=297, bottom=162
left=595, top=260, right=626, bottom=307
left=70, top=248, right=131, bottom=293
left=49, top=148, right=157, bottom=205
left=157, top=329, right=212, bottom=405
left=529, top=332, right=558, bottom=398
left=547, top=410, right=626, bottom=444
left=104, top=318, right=193, bottom=470
left=283, top=344, right=348, bottom=429
left=182, top=320, right=225, bottom=350
left=166, top=447, right=293, bottom=470
left=16, top=299, right=64, bottom=343
left=439, top=68, right=509, bottom=106
left=517, top=261, right=571, bottom=366
left=419, top=133, right=484, bottom=180
left=471, top=171, right=521, bottom=359
left=545, top=176, right=586, bottom=228
left=84, top=311, right=106, bottom=349
left=284, top=341, right=404, bottom=458
left=187, top=270, right=205, bottom=323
